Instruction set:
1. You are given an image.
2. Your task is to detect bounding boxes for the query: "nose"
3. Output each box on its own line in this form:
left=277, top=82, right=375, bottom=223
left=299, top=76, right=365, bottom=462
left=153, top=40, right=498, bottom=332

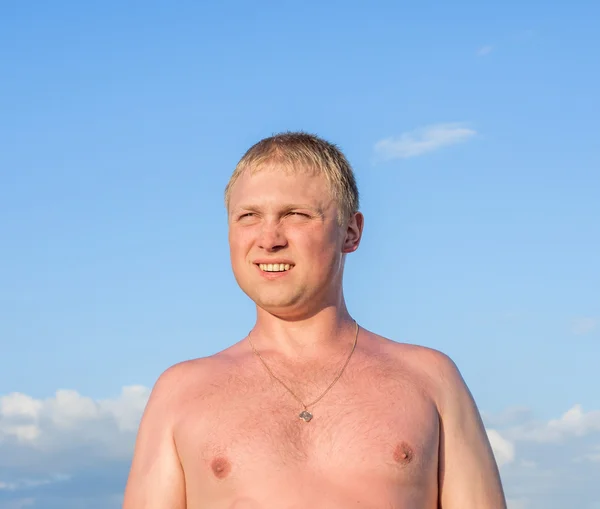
left=257, top=221, right=287, bottom=252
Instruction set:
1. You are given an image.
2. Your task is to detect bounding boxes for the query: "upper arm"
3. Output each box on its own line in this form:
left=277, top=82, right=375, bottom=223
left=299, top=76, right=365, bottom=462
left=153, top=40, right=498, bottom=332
left=123, top=366, right=186, bottom=509
left=433, top=353, right=507, bottom=509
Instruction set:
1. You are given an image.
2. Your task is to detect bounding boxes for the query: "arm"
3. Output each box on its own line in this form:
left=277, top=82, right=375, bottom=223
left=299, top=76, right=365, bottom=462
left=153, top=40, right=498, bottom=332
left=123, top=367, right=186, bottom=509
left=435, top=354, right=507, bottom=509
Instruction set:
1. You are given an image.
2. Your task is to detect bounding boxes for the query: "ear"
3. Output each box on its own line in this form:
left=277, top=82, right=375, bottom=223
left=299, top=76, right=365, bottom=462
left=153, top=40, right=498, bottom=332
left=342, top=212, right=364, bottom=254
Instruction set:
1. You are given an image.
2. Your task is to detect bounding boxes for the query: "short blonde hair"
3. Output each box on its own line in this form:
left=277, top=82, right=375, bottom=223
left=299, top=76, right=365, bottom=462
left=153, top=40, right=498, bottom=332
left=224, top=132, right=360, bottom=224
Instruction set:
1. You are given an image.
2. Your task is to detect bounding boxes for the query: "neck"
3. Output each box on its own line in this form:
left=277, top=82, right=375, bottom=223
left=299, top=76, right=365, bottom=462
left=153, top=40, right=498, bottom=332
left=251, top=301, right=356, bottom=359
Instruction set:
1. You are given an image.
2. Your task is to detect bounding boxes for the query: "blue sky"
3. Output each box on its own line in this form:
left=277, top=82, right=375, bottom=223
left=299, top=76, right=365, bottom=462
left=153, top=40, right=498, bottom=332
left=1, top=1, right=599, bottom=508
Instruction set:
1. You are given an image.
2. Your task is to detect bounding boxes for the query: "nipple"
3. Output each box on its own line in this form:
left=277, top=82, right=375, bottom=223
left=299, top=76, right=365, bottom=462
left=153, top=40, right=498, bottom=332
left=211, top=457, right=232, bottom=479
left=393, top=442, right=414, bottom=464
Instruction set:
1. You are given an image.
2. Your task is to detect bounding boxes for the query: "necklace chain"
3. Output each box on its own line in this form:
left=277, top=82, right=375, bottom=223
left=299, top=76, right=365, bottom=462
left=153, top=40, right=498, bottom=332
left=247, top=321, right=359, bottom=413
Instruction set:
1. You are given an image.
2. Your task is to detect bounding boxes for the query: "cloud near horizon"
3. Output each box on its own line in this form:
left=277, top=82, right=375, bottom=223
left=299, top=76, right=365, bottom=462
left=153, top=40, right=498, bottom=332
left=0, top=386, right=150, bottom=509
left=1, top=387, right=600, bottom=509
left=374, top=123, right=477, bottom=162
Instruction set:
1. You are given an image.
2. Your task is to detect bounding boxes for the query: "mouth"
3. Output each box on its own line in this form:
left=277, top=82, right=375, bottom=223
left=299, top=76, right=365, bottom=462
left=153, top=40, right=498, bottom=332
left=255, top=263, right=294, bottom=273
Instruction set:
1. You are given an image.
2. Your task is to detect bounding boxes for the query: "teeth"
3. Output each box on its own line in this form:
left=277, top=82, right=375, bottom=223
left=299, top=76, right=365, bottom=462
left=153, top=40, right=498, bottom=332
left=259, top=263, right=292, bottom=272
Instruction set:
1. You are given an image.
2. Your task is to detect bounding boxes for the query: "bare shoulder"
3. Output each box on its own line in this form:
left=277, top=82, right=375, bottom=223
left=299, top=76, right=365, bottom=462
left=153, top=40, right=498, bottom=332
left=149, top=351, right=236, bottom=404
left=150, top=358, right=205, bottom=395
left=369, top=333, right=469, bottom=412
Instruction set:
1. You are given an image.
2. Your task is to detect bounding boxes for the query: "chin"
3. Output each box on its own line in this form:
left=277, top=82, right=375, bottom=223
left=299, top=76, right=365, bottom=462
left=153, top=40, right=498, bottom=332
left=254, top=295, right=300, bottom=311
left=249, top=293, right=307, bottom=316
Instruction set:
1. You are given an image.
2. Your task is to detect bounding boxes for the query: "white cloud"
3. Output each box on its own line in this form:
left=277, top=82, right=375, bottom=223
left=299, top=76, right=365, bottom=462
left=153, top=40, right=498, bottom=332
left=496, top=405, right=600, bottom=509
left=487, top=429, right=515, bottom=466
left=547, top=405, right=600, bottom=438
left=572, top=317, right=597, bottom=335
left=0, top=393, right=42, bottom=419
left=0, top=386, right=150, bottom=462
left=477, top=45, right=494, bottom=56
left=505, top=405, right=600, bottom=443
left=0, top=386, right=150, bottom=509
left=374, top=123, right=476, bottom=161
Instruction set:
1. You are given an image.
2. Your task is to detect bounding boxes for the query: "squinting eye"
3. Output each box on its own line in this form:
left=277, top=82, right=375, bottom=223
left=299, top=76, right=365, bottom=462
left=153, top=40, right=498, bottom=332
left=289, top=212, right=309, bottom=217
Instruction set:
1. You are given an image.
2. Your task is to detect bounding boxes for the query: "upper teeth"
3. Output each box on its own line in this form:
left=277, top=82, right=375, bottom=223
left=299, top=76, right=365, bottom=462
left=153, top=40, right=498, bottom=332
left=259, top=263, right=291, bottom=272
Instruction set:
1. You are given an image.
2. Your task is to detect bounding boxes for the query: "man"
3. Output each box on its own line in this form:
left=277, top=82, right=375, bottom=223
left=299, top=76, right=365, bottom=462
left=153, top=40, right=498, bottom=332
left=123, top=132, right=507, bottom=508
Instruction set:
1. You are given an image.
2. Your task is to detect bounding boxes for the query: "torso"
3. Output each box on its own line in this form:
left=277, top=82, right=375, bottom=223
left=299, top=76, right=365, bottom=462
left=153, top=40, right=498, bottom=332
left=171, top=331, right=442, bottom=509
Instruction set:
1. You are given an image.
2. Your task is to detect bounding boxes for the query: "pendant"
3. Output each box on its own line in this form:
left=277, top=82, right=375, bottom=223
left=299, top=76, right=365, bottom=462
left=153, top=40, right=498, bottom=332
left=299, top=410, right=313, bottom=422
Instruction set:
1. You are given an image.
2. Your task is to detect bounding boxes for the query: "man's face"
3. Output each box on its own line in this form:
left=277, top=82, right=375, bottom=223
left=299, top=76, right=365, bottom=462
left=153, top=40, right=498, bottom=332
left=227, top=166, right=361, bottom=319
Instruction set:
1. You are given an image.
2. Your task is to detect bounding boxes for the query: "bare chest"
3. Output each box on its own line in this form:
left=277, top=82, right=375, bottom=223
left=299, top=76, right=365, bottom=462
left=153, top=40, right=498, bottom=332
left=174, top=368, right=440, bottom=495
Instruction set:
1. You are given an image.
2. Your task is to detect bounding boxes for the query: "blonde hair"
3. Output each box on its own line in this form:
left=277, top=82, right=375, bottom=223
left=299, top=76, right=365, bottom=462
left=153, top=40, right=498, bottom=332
left=224, top=132, right=360, bottom=224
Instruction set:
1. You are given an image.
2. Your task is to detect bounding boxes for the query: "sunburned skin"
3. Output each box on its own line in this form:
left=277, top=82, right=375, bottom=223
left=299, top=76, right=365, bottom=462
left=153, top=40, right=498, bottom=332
left=163, top=331, right=445, bottom=509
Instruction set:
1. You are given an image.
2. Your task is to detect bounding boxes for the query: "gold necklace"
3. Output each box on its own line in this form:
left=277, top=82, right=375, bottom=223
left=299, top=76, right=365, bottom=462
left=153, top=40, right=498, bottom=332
left=247, top=321, right=359, bottom=422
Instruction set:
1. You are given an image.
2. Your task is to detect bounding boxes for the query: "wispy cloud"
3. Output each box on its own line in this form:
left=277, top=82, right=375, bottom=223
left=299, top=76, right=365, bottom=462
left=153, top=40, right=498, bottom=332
left=477, top=45, right=494, bottom=56
left=476, top=29, right=536, bottom=58
left=0, top=475, right=70, bottom=492
left=373, top=123, right=476, bottom=162
left=572, top=317, right=597, bottom=335
left=1, top=498, right=35, bottom=509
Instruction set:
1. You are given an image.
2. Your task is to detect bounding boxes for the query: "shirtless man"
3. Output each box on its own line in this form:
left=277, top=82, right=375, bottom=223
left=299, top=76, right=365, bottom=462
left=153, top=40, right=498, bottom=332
left=123, top=132, right=507, bottom=509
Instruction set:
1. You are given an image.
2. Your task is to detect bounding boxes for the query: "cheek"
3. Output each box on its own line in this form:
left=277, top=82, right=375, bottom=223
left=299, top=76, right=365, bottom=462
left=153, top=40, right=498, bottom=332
left=294, top=231, right=343, bottom=266
left=229, top=228, right=252, bottom=253
left=228, top=238, right=251, bottom=272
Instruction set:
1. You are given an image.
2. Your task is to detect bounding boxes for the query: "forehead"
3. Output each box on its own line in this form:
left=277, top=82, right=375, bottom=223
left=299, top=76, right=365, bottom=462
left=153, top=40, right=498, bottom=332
left=229, top=164, right=335, bottom=209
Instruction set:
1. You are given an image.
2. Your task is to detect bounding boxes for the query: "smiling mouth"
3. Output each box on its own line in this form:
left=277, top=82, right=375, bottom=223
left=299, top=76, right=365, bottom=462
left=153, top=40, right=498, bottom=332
left=257, top=263, right=293, bottom=272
